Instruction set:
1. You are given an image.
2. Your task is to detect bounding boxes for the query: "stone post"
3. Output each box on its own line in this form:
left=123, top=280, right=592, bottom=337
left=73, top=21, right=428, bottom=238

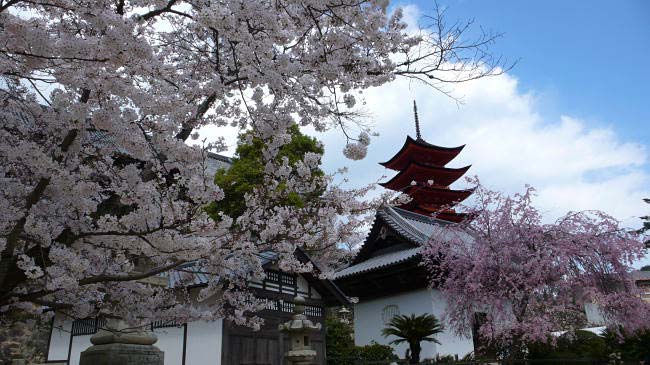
left=278, top=295, right=322, bottom=365
left=79, top=320, right=163, bottom=365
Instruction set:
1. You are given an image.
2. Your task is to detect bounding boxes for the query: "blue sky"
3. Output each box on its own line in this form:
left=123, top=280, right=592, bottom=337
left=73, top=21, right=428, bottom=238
left=421, top=0, right=650, bottom=145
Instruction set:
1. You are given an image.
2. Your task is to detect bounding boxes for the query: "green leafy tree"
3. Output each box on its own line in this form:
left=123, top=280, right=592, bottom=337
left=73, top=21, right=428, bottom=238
left=381, top=313, right=444, bottom=364
left=206, top=124, right=324, bottom=220
left=356, top=342, right=398, bottom=363
left=325, top=316, right=355, bottom=361
left=602, top=328, right=650, bottom=362
left=325, top=317, right=396, bottom=365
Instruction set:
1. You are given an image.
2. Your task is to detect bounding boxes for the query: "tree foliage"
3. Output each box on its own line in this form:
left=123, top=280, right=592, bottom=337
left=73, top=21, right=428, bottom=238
left=527, top=331, right=607, bottom=360
left=602, top=328, right=650, bottom=361
left=325, top=317, right=397, bottom=365
left=422, top=177, right=650, bottom=353
left=207, top=124, right=324, bottom=220
left=325, top=316, right=356, bottom=360
left=381, top=313, right=444, bottom=363
left=0, top=0, right=508, bottom=325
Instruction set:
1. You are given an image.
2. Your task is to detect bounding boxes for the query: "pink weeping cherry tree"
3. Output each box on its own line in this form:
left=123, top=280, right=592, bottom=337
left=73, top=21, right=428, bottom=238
left=0, top=1, right=509, bottom=327
left=422, top=177, right=650, bottom=356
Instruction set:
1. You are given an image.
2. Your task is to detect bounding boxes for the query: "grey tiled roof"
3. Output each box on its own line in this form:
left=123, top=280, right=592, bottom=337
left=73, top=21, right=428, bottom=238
left=161, top=262, right=211, bottom=288
left=378, top=206, right=445, bottom=244
left=333, top=247, right=421, bottom=279
left=206, top=152, right=232, bottom=176
left=379, top=206, right=473, bottom=245
left=334, top=206, right=474, bottom=279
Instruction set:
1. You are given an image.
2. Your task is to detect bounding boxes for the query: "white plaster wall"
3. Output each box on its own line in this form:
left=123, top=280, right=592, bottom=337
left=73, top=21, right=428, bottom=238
left=69, top=334, right=92, bottom=365
left=185, top=320, right=223, bottom=365
left=354, top=289, right=474, bottom=361
left=47, top=316, right=72, bottom=362
left=354, top=288, right=437, bottom=360
left=430, top=289, right=474, bottom=359
left=311, top=287, right=321, bottom=299
left=297, top=275, right=310, bottom=292
left=153, top=326, right=185, bottom=365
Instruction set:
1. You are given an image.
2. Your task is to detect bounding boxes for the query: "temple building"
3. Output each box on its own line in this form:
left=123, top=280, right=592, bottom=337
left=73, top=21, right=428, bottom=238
left=334, top=102, right=477, bottom=360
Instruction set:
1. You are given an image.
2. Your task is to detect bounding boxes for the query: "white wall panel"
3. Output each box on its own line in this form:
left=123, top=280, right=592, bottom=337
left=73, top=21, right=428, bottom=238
left=153, top=326, right=185, bottom=365
left=47, top=316, right=72, bottom=362
left=69, top=334, right=92, bottom=365
left=297, top=275, right=310, bottom=292
left=185, top=320, right=223, bottom=365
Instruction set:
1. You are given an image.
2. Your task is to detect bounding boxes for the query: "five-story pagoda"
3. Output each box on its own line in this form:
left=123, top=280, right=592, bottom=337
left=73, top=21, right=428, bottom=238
left=333, top=103, right=479, bottom=359
left=380, top=101, right=473, bottom=222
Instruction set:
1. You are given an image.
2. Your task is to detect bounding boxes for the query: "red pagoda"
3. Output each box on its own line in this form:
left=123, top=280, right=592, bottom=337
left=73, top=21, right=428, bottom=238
left=380, top=102, right=473, bottom=223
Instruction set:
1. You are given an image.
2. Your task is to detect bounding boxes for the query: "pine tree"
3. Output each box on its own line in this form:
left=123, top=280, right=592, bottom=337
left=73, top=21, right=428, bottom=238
left=207, top=124, right=324, bottom=221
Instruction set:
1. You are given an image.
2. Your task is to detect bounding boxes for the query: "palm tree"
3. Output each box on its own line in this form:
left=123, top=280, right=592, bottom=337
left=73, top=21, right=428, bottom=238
left=381, top=313, right=444, bottom=364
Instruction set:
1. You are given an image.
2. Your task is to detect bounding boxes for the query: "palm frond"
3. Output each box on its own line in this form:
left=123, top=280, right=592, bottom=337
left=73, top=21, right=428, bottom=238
left=381, top=313, right=444, bottom=345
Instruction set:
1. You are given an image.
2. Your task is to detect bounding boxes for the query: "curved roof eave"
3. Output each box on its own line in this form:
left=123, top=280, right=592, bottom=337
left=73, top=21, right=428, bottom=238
left=379, top=136, right=465, bottom=167
left=379, top=163, right=472, bottom=190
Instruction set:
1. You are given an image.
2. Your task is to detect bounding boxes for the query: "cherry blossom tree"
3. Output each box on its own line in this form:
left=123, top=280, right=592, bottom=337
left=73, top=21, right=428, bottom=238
left=422, top=178, right=650, bottom=356
left=0, top=0, right=508, bottom=327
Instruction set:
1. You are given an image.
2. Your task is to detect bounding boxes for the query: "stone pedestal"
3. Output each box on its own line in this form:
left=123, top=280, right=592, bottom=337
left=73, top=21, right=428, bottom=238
left=79, top=343, right=163, bottom=365
left=79, top=321, right=163, bottom=365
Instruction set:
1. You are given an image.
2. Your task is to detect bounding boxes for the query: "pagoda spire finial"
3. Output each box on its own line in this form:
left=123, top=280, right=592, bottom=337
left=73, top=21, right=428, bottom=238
left=413, top=100, right=422, bottom=140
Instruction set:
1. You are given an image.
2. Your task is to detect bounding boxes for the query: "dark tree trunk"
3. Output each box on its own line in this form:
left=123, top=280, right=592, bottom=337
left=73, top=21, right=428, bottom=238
left=409, top=342, right=421, bottom=364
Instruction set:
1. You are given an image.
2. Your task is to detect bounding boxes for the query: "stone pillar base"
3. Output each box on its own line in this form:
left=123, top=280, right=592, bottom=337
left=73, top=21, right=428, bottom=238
left=79, top=343, right=164, bottom=365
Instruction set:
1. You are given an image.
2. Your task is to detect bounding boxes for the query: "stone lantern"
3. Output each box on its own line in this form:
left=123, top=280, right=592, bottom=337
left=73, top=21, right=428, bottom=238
left=278, top=295, right=322, bottom=365
left=338, top=307, right=351, bottom=324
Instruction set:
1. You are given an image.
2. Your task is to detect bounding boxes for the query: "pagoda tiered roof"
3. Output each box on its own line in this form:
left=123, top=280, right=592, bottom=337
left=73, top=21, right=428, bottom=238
left=378, top=102, right=473, bottom=223
left=402, top=185, right=474, bottom=206
left=379, top=162, right=471, bottom=191
left=399, top=202, right=472, bottom=223
left=380, top=136, right=465, bottom=170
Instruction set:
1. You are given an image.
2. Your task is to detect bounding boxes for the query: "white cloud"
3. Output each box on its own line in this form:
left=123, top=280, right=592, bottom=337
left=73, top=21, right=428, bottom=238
left=315, top=72, right=649, bottom=232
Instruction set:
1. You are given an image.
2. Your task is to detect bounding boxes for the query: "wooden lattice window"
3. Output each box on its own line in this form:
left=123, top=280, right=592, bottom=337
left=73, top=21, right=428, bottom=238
left=279, top=300, right=295, bottom=313
left=265, top=270, right=280, bottom=283
left=265, top=299, right=279, bottom=311
left=305, top=305, right=323, bottom=317
left=266, top=299, right=322, bottom=317
left=151, top=320, right=181, bottom=329
left=381, top=305, right=400, bottom=324
left=280, top=273, right=296, bottom=286
left=71, top=318, right=106, bottom=336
